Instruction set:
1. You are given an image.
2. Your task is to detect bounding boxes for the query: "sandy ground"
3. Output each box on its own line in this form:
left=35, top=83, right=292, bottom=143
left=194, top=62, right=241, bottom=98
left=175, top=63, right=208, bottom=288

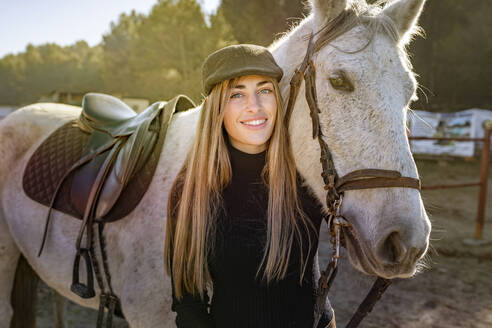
left=34, top=158, right=492, bottom=327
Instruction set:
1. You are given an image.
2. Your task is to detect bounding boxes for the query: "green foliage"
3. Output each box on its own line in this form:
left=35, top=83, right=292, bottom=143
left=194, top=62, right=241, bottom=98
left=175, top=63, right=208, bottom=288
left=129, top=0, right=213, bottom=101
left=101, top=11, right=144, bottom=97
left=208, top=7, right=237, bottom=51
left=122, top=0, right=237, bottom=102
left=0, top=54, right=24, bottom=104
left=0, top=0, right=236, bottom=105
left=220, top=0, right=307, bottom=46
left=410, top=0, right=492, bottom=111
left=0, top=42, right=104, bottom=105
left=1, top=0, right=490, bottom=112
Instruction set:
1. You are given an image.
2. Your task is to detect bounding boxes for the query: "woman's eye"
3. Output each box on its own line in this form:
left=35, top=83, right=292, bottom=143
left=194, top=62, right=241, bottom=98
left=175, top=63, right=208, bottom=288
left=230, top=93, right=242, bottom=99
left=259, top=88, right=273, bottom=95
left=329, top=71, right=354, bottom=92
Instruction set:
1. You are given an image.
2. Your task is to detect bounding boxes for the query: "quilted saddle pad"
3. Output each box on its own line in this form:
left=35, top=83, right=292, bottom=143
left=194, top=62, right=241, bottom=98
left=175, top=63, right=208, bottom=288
left=23, top=114, right=165, bottom=222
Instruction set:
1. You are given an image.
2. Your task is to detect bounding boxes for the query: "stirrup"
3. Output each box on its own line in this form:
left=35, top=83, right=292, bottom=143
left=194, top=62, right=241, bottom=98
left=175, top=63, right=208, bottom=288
left=71, top=248, right=96, bottom=298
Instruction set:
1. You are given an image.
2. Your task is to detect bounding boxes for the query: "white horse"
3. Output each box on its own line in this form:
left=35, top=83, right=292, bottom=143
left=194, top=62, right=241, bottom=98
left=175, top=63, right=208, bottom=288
left=0, top=0, right=430, bottom=326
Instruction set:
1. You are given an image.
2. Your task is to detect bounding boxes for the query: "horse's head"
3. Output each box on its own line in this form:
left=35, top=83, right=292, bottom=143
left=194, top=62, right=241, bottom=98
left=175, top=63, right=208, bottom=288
left=272, top=0, right=430, bottom=279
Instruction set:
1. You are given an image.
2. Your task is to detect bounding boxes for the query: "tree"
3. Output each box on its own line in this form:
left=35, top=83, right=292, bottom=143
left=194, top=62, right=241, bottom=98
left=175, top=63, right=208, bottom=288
left=410, top=0, right=492, bottom=111
left=0, top=42, right=103, bottom=105
left=101, top=11, right=144, bottom=96
left=0, top=54, right=25, bottom=104
left=207, top=7, right=237, bottom=53
left=130, top=0, right=216, bottom=100
left=0, top=0, right=239, bottom=105
left=102, top=0, right=237, bottom=102
left=220, top=0, right=308, bottom=46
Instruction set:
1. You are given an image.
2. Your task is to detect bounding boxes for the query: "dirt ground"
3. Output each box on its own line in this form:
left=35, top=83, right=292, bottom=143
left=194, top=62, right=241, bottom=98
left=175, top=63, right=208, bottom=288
left=34, top=158, right=492, bottom=328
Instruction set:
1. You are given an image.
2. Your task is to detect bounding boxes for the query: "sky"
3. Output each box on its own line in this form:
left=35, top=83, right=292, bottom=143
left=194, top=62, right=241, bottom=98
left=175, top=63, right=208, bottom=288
left=0, top=0, right=221, bottom=58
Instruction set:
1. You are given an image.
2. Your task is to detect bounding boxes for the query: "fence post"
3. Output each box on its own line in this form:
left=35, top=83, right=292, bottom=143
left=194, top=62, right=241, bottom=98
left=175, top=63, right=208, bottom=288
left=475, top=121, right=492, bottom=239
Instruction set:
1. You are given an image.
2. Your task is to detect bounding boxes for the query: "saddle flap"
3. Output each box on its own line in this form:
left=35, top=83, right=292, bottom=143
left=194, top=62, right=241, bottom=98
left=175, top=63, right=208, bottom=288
left=94, top=95, right=195, bottom=218
left=96, top=121, right=158, bottom=218
left=71, top=130, right=116, bottom=217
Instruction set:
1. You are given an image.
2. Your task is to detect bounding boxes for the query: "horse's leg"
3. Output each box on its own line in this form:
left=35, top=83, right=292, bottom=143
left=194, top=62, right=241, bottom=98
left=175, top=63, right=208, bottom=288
left=0, top=213, right=21, bottom=328
left=52, top=290, right=66, bottom=328
left=9, top=256, right=38, bottom=328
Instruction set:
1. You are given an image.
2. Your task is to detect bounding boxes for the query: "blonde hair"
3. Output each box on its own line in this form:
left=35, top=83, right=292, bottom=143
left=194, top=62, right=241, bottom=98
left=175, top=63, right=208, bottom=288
left=164, top=77, right=315, bottom=299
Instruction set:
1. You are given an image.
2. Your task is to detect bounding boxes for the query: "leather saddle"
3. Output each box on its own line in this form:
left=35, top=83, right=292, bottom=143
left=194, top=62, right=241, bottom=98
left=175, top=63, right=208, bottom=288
left=23, top=92, right=195, bottom=241
left=23, top=92, right=194, bottom=321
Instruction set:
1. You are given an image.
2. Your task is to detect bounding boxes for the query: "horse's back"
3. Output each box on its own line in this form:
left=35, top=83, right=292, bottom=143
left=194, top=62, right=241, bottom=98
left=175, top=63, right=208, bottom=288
left=0, top=103, right=80, bottom=185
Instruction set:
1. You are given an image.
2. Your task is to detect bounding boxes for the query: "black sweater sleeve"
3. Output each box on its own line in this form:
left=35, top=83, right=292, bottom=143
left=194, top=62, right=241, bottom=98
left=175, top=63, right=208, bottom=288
left=171, top=283, right=214, bottom=327
left=169, top=258, right=214, bottom=328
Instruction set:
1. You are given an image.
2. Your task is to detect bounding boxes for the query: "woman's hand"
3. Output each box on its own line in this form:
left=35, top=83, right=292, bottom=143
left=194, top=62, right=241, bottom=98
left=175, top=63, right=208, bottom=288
left=324, top=309, right=336, bottom=328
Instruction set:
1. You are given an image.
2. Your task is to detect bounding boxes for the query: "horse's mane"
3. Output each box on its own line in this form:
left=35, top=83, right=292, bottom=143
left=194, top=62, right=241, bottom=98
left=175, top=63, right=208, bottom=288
left=313, top=2, right=396, bottom=52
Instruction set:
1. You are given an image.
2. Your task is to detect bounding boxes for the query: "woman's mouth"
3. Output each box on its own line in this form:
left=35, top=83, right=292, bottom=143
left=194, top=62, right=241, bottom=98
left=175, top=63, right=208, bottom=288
left=241, top=118, right=267, bottom=129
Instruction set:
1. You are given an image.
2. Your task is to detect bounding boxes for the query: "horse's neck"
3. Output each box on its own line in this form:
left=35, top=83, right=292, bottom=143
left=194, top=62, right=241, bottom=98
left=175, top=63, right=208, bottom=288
left=164, top=104, right=201, bottom=161
left=270, top=17, right=327, bottom=205
left=156, top=104, right=201, bottom=193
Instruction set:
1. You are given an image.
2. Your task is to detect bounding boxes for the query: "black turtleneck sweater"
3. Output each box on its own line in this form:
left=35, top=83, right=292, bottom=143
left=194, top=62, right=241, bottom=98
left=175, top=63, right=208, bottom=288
left=170, top=145, right=333, bottom=328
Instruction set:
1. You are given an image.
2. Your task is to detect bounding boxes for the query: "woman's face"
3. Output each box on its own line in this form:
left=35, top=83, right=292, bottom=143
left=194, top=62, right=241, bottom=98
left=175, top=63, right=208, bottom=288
left=223, top=75, right=277, bottom=154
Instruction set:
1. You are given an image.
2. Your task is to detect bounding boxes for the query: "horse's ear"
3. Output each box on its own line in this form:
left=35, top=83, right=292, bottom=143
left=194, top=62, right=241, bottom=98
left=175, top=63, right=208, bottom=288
left=382, top=0, right=426, bottom=44
left=309, top=0, right=348, bottom=30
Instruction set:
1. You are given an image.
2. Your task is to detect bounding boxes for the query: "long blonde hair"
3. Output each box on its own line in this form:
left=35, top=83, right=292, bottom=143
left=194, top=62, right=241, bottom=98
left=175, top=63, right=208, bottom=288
left=164, top=77, right=315, bottom=299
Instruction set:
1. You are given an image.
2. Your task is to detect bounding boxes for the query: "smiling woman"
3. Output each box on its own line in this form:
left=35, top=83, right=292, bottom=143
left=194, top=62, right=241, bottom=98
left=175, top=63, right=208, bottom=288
left=164, top=44, right=336, bottom=328
left=223, top=76, right=278, bottom=153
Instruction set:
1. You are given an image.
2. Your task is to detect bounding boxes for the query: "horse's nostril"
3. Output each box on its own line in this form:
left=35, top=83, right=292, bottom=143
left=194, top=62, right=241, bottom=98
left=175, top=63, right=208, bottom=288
left=379, top=231, right=407, bottom=264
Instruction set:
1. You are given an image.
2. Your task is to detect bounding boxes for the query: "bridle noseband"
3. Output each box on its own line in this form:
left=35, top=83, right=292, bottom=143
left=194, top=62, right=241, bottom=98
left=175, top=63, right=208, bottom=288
left=285, top=33, right=421, bottom=328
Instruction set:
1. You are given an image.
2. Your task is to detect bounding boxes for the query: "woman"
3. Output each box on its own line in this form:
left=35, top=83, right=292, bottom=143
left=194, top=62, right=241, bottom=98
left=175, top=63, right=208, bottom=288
left=164, top=44, right=335, bottom=328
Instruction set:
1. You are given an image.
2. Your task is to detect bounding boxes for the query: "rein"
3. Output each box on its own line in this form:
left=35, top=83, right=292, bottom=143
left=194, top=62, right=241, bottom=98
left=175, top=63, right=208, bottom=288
left=284, top=33, right=421, bottom=328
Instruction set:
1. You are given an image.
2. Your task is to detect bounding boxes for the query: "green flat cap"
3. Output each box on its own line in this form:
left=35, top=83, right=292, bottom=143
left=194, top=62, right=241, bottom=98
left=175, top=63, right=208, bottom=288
left=202, top=44, right=283, bottom=95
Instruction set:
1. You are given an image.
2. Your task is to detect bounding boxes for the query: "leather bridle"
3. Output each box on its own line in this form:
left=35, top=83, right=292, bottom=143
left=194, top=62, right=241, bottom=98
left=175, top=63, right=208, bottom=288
left=284, top=33, right=421, bottom=328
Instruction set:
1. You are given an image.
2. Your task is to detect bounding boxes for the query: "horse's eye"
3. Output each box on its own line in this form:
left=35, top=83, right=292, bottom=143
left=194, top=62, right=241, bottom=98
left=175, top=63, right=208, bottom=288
left=329, top=71, right=354, bottom=92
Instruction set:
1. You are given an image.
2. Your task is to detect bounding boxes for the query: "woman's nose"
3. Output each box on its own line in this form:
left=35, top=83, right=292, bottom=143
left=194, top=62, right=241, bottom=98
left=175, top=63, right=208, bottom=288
left=246, top=94, right=261, bottom=112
